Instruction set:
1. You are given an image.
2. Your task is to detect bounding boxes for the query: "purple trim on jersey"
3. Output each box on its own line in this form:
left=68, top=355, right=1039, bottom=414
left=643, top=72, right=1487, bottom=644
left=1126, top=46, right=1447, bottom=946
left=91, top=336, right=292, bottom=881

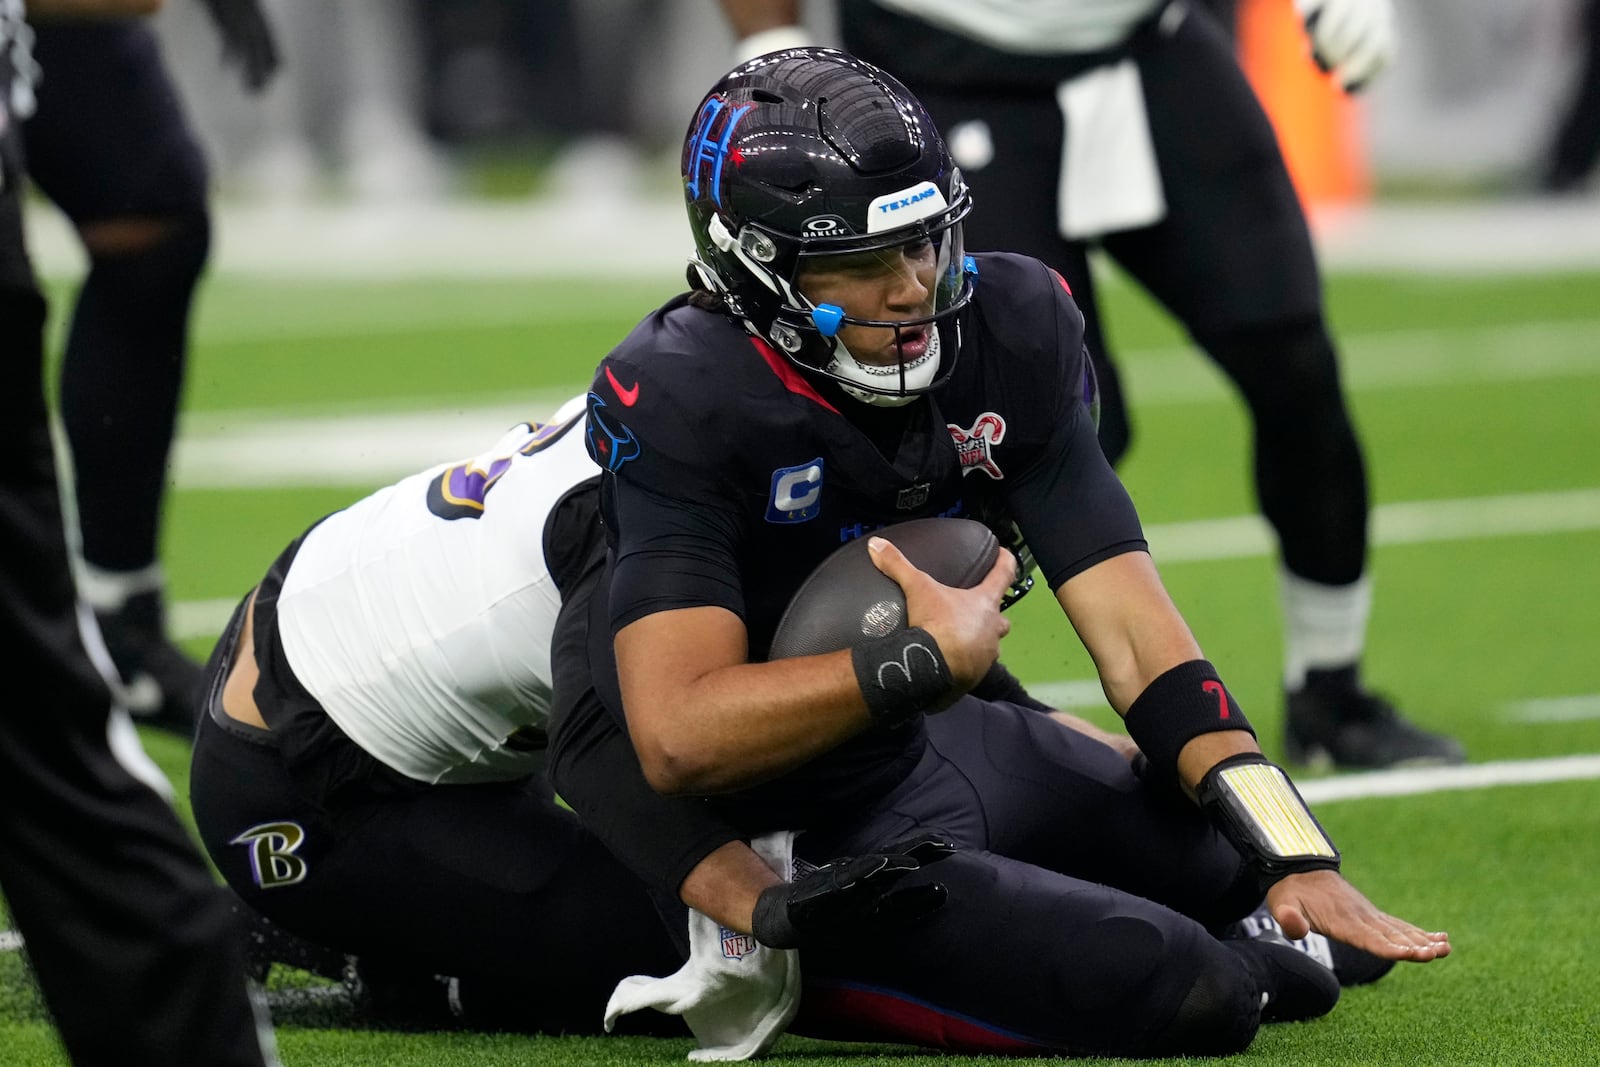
left=751, top=337, right=841, bottom=414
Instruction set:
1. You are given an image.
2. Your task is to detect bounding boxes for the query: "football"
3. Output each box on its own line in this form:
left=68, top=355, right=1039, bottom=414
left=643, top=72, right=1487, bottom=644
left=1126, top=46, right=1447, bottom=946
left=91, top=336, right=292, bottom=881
left=767, top=517, right=1000, bottom=660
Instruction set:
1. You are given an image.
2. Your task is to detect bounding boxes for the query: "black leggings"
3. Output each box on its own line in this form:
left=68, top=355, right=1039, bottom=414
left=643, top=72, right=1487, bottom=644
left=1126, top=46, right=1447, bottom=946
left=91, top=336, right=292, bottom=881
left=189, top=596, right=683, bottom=1034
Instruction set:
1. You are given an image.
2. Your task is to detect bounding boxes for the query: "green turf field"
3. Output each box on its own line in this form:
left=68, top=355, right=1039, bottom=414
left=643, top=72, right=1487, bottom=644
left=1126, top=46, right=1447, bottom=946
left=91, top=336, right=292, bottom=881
left=3, top=262, right=1598, bottom=1065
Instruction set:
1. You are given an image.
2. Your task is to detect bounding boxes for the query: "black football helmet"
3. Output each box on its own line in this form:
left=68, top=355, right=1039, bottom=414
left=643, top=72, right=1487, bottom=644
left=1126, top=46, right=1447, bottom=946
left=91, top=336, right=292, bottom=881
left=682, top=47, right=975, bottom=405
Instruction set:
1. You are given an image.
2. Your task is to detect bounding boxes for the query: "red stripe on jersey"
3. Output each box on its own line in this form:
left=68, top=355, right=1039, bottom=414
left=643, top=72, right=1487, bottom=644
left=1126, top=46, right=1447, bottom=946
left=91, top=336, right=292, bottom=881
left=793, top=982, right=1048, bottom=1054
left=1049, top=268, right=1073, bottom=296
left=751, top=337, right=841, bottom=414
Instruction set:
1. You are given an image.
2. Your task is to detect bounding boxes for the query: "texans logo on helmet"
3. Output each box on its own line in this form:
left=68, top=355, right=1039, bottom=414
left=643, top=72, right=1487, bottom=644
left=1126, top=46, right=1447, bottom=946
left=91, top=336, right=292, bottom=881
left=685, top=95, right=753, bottom=208
left=585, top=392, right=641, bottom=472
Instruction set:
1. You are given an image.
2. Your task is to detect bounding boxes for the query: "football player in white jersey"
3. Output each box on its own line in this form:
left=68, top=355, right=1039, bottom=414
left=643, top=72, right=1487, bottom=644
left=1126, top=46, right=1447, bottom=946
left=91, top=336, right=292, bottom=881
left=188, top=396, right=691, bottom=1031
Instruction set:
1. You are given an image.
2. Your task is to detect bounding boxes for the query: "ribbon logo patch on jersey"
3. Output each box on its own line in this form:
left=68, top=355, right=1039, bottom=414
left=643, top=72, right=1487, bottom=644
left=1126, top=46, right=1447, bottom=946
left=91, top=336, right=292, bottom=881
left=766, top=458, right=824, bottom=524
left=948, top=413, right=1006, bottom=479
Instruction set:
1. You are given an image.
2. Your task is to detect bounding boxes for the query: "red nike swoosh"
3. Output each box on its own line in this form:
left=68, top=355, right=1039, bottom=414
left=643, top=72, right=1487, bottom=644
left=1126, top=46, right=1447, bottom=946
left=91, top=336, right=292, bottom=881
left=605, top=366, right=640, bottom=407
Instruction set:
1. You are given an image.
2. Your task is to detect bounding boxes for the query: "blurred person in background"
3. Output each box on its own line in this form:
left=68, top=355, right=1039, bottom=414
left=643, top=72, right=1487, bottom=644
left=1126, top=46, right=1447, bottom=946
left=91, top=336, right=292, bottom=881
left=236, top=0, right=444, bottom=201
left=1539, top=0, right=1600, bottom=193
left=719, top=0, right=1466, bottom=770
left=2, top=2, right=279, bottom=1063
left=23, top=0, right=277, bottom=735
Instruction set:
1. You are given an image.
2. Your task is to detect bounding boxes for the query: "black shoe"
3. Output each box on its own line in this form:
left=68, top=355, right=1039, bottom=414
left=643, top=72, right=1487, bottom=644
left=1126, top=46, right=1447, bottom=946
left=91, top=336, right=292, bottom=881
left=94, top=590, right=202, bottom=737
left=1285, top=666, right=1465, bottom=770
left=231, top=899, right=350, bottom=985
left=343, top=958, right=465, bottom=1029
left=1222, top=903, right=1394, bottom=988
left=1223, top=928, right=1341, bottom=1023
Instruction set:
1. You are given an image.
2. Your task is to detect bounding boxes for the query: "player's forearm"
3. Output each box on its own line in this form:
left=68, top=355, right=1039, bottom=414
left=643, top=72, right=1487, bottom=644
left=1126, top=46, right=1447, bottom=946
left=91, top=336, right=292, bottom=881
left=625, top=651, right=874, bottom=795
left=678, top=839, right=782, bottom=934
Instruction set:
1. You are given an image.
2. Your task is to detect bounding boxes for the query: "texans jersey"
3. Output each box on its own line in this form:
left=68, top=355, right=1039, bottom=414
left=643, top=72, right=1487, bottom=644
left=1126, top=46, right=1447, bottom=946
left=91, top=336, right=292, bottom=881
left=582, top=252, right=1145, bottom=830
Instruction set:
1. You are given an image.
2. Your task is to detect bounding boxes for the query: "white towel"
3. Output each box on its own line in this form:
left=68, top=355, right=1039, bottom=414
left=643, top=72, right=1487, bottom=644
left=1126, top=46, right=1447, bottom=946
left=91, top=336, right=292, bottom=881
left=1056, top=59, right=1167, bottom=239
left=604, top=832, right=801, bottom=1062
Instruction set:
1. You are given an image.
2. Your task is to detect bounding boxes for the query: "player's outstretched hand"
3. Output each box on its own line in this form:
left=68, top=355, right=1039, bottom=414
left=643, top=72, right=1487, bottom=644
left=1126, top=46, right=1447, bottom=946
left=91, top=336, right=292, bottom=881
left=751, top=834, right=958, bottom=949
left=1267, top=868, right=1451, bottom=963
left=866, top=535, right=1015, bottom=691
left=199, top=0, right=280, bottom=92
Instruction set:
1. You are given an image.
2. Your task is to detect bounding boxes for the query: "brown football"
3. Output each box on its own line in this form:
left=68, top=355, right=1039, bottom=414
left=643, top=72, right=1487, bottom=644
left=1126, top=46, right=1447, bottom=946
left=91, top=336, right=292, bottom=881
left=768, top=517, right=1000, bottom=660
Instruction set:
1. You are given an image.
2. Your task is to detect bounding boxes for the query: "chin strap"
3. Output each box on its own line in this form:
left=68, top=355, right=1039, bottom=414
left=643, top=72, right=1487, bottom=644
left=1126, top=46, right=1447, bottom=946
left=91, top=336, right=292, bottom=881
left=825, top=326, right=942, bottom=407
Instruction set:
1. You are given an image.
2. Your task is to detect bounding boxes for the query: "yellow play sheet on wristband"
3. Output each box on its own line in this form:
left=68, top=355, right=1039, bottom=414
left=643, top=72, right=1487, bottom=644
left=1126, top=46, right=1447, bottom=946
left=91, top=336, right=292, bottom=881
left=1218, top=762, right=1338, bottom=859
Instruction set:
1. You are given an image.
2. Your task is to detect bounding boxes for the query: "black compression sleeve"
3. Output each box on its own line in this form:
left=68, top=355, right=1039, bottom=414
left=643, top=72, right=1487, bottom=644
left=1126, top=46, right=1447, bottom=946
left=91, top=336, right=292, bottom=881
left=548, top=688, right=741, bottom=897
left=1005, top=396, right=1147, bottom=588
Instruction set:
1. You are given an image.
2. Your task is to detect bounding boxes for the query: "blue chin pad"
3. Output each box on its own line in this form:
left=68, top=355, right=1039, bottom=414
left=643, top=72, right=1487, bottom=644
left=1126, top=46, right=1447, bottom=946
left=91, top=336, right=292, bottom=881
left=963, top=255, right=977, bottom=276
left=811, top=303, right=845, bottom=338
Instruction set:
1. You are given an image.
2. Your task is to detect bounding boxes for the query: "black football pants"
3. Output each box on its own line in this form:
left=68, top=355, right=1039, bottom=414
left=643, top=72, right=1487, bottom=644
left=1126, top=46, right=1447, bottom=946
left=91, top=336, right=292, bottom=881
left=190, top=596, right=683, bottom=1034
left=791, top=698, right=1266, bottom=1055
left=910, top=4, right=1371, bottom=585
left=0, top=282, right=272, bottom=1067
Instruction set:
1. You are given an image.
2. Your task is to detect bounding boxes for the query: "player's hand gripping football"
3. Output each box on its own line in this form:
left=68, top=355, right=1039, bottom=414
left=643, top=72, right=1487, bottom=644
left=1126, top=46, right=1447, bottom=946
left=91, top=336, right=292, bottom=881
left=865, top=535, right=1016, bottom=692
left=1266, top=868, right=1451, bottom=964
left=1295, top=0, right=1395, bottom=92
left=751, top=834, right=958, bottom=949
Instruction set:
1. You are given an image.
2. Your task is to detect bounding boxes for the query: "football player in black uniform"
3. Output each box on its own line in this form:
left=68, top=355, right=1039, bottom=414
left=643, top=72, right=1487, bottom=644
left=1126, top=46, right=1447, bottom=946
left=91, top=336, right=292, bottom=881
left=22, top=0, right=276, bottom=736
left=547, top=48, right=1450, bottom=1056
left=717, top=0, right=1464, bottom=770
left=0, top=2, right=276, bottom=1062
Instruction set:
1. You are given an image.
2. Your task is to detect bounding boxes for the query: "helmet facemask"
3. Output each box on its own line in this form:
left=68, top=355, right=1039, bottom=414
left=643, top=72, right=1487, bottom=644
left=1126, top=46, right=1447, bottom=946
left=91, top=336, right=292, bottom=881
left=698, top=190, right=974, bottom=407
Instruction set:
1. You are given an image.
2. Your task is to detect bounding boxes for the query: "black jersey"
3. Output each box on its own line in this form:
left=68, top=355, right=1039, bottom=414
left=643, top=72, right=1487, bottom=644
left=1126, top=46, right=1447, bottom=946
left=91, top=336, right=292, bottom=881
left=581, top=251, right=1144, bottom=831
left=0, top=0, right=34, bottom=288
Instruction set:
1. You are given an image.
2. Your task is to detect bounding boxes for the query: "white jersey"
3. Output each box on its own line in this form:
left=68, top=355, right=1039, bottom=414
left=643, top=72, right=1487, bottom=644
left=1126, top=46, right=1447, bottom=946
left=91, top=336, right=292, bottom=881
left=869, top=0, right=1164, bottom=54
left=276, top=396, right=596, bottom=785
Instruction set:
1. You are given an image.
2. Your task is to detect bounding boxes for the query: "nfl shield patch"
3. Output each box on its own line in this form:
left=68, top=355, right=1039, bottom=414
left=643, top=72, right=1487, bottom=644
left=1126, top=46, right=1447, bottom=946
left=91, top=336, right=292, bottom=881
left=720, top=927, right=759, bottom=960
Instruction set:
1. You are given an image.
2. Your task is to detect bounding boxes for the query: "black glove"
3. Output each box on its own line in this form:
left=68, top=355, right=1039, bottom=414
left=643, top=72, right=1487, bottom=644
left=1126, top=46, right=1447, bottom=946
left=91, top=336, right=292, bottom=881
left=750, top=834, right=957, bottom=949
left=199, top=0, right=281, bottom=92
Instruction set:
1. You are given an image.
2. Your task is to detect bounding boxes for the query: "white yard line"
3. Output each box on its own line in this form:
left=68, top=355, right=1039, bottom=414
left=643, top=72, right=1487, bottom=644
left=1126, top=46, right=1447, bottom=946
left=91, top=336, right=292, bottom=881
left=28, top=198, right=1600, bottom=280
left=1297, top=754, right=1600, bottom=804
left=1504, top=695, right=1600, bottom=723
left=169, top=486, right=1600, bottom=637
left=1142, top=487, right=1600, bottom=564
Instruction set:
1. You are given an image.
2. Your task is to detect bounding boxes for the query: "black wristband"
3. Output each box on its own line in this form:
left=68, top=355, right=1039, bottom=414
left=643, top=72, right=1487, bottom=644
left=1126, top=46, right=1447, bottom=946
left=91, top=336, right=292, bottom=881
left=751, top=884, right=800, bottom=949
left=1122, top=659, right=1254, bottom=781
left=851, top=627, right=953, bottom=730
